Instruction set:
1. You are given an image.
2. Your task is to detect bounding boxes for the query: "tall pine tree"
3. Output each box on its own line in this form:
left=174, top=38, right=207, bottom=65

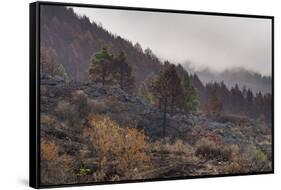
left=150, top=63, right=183, bottom=137
left=89, top=46, right=114, bottom=86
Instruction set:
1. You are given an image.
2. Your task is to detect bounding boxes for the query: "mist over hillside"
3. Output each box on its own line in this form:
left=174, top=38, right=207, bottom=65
left=183, top=65, right=272, bottom=94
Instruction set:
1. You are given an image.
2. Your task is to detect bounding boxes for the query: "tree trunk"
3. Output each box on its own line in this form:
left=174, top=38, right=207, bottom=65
left=171, top=97, right=174, bottom=115
left=120, top=71, right=124, bottom=89
left=102, top=67, right=105, bottom=86
left=162, top=97, right=167, bottom=139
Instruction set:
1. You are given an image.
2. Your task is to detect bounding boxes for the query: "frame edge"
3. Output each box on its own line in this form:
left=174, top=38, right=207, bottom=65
left=29, top=1, right=40, bottom=189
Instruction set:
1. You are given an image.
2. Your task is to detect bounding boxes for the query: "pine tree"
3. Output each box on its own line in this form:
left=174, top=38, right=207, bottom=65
left=150, top=63, right=183, bottom=137
left=181, top=74, right=198, bottom=113
left=134, top=42, right=143, bottom=53
left=89, top=46, right=114, bottom=86
left=114, top=51, right=134, bottom=94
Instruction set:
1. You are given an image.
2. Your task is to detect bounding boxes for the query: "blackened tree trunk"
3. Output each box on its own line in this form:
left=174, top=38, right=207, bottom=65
left=162, top=97, right=167, bottom=138
left=119, top=70, right=124, bottom=89
left=171, top=97, right=174, bottom=115
left=102, top=65, right=106, bottom=86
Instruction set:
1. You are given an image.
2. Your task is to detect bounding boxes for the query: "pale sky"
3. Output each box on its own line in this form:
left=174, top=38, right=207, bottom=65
left=72, top=7, right=272, bottom=76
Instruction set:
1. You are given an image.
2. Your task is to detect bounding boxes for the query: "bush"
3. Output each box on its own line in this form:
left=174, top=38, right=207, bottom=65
left=251, top=147, right=271, bottom=171
left=72, top=90, right=89, bottom=118
left=54, top=100, right=83, bottom=131
left=253, top=148, right=267, bottom=162
left=222, top=154, right=253, bottom=174
left=195, top=138, right=238, bottom=162
left=41, top=140, right=58, bottom=161
left=222, top=145, right=271, bottom=174
left=87, top=99, right=107, bottom=114
left=83, top=114, right=151, bottom=180
left=55, top=100, right=76, bottom=121
left=40, top=140, right=75, bottom=185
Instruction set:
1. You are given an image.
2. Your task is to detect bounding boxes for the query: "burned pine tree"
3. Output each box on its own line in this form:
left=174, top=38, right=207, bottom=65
left=114, top=51, right=135, bottom=94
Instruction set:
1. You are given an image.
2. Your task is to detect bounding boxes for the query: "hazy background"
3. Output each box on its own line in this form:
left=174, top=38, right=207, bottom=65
left=73, top=7, right=272, bottom=76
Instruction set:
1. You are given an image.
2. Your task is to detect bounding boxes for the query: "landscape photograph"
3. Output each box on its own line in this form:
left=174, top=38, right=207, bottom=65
left=39, top=4, right=273, bottom=186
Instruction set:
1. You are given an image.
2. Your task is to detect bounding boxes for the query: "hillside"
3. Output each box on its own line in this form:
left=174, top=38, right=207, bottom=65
left=38, top=5, right=273, bottom=186
left=41, top=5, right=162, bottom=87
left=40, top=77, right=272, bottom=185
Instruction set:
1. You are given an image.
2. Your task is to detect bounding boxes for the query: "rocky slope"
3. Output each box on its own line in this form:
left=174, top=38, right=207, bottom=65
left=40, top=77, right=272, bottom=184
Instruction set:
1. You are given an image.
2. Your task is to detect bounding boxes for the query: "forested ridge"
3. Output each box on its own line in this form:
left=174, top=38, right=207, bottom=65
left=41, top=5, right=162, bottom=87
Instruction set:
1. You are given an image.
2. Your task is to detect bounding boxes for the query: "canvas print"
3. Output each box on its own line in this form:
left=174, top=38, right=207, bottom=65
left=38, top=3, right=273, bottom=186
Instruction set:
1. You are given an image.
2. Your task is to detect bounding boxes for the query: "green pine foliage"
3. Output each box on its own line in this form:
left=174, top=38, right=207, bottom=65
left=89, top=46, right=114, bottom=86
left=89, top=47, right=135, bottom=93
left=181, top=75, right=199, bottom=113
left=150, top=63, right=184, bottom=137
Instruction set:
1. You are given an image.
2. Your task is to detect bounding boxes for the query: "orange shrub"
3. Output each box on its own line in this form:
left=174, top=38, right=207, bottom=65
left=83, top=114, right=150, bottom=178
left=40, top=140, right=75, bottom=185
left=41, top=140, right=58, bottom=161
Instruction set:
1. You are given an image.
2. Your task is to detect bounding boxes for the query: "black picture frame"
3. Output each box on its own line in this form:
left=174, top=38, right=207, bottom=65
left=30, top=1, right=274, bottom=189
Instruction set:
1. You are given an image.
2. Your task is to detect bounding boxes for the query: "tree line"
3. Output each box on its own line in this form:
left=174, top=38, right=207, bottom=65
left=201, top=81, right=272, bottom=124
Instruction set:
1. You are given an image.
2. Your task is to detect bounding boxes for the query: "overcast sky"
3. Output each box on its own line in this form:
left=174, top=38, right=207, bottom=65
left=72, top=7, right=272, bottom=76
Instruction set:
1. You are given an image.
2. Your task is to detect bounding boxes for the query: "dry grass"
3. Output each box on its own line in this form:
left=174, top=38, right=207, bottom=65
left=151, top=139, right=194, bottom=156
left=195, top=138, right=239, bottom=162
